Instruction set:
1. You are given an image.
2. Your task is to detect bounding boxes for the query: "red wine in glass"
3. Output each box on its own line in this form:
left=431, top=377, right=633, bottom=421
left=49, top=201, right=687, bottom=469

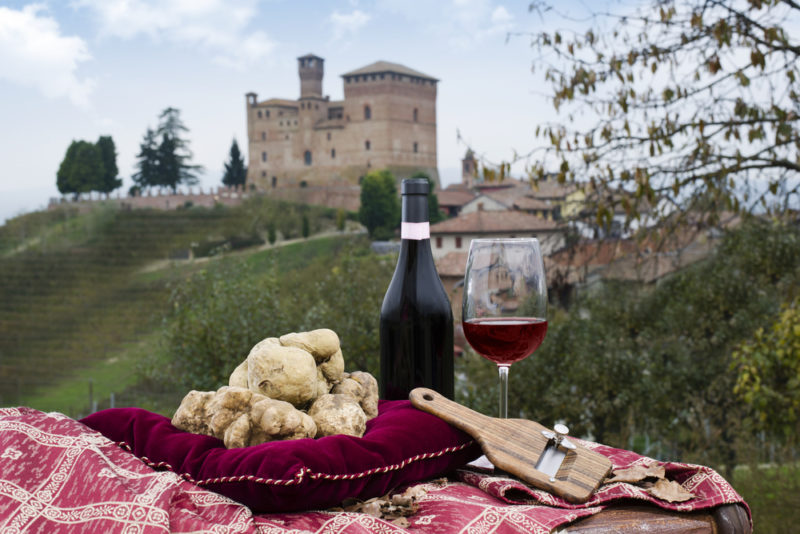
left=462, top=238, right=548, bottom=418
left=463, top=317, right=548, bottom=365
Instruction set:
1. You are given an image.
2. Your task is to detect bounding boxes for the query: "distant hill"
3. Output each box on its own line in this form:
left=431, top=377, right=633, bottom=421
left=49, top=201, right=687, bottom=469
left=0, top=199, right=356, bottom=415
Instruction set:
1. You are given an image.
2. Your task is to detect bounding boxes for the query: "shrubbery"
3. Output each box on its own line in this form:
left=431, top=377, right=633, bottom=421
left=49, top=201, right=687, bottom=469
left=157, top=242, right=394, bottom=391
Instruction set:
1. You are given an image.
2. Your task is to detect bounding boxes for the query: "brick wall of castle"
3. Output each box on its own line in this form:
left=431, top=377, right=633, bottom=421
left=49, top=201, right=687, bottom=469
left=245, top=56, right=439, bottom=192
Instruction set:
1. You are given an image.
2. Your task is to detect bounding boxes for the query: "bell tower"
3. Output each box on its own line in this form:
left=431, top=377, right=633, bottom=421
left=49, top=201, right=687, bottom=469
left=298, top=54, right=324, bottom=99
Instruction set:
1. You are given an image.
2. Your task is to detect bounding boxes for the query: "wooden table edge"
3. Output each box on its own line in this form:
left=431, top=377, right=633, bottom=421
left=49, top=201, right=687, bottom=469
left=561, top=502, right=751, bottom=533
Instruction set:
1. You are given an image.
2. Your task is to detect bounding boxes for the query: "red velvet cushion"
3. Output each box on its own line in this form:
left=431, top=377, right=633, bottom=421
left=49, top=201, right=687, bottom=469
left=81, top=400, right=480, bottom=513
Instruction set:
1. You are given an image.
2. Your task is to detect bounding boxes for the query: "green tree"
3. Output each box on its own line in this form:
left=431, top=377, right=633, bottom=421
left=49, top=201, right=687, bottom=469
left=95, top=136, right=122, bottom=193
left=302, top=214, right=310, bottom=239
left=267, top=222, right=277, bottom=245
left=336, top=209, right=347, bottom=232
left=359, top=170, right=400, bottom=240
left=132, top=128, right=159, bottom=191
left=56, top=140, right=105, bottom=200
left=733, top=297, right=800, bottom=443
left=222, top=138, right=247, bottom=188
left=157, top=108, right=202, bottom=179
left=525, top=0, right=800, bottom=227
left=156, top=133, right=181, bottom=191
left=410, top=171, right=445, bottom=223
left=135, top=107, right=202, bottom=192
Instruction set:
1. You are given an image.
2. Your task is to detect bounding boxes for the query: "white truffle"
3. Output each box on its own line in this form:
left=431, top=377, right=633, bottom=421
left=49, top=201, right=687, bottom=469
left=247, top=343, right=318, bottom=407
left=308, top=394, right=367, bottom=438
left=280, top=329, right=340, bottom=363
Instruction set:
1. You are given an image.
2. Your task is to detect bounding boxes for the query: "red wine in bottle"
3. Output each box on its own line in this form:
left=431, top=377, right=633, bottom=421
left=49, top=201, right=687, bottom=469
left=463, top=317, right=548, bottom=365
left=380, top=178, right=454, bottom=400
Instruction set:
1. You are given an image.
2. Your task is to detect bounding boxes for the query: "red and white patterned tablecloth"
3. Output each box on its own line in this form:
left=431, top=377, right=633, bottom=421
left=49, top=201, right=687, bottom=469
left=0, top=407, right=749, bottom=533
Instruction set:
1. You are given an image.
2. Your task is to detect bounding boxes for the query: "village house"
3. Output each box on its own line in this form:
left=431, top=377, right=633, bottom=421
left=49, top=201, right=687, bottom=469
left=430, top=209, right=564, bottom=260
left=436, top=185, right=476, bottom=217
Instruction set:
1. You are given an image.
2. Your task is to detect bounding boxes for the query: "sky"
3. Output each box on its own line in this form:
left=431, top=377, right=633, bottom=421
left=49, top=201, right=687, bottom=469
left=0, top=0, right=576, bottom=223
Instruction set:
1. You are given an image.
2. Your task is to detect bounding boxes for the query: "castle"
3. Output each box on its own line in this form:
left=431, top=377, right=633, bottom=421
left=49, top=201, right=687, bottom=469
left=245, top=54, right=439, bottom=190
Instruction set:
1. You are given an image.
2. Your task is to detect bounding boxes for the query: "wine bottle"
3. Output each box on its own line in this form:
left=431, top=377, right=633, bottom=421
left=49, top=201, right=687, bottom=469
left=380, top=178, right=454, bottom=400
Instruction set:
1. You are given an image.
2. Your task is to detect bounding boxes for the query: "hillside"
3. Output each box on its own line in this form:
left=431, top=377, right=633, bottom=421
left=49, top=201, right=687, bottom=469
left=0, top=199, right=356, bottom=414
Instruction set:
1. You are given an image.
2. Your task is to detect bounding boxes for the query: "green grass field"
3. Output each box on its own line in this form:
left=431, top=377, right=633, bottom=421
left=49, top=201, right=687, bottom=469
left=0, top=199, right=349, bottom=414
left=733, top=463, right=800, bottom=532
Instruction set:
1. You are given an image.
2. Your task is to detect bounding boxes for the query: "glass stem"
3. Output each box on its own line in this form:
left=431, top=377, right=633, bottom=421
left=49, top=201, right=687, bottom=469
left=498, top=364, right=509, bottom=419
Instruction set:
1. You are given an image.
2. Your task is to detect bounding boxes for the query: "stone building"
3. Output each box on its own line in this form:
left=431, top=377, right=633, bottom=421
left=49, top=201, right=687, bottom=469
left=245, top=54, right=439, bottom=191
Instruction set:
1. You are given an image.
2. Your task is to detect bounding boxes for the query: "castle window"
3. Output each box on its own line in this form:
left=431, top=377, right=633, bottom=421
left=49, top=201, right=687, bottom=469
left=304, top=150, right=312, bottom=166
left=380, top=74, right=385, bottom=80
left=315, top=104, right=319, bottom=109
left=365, top=140, right=371, bottom=151
left=413, top=108, right=418, bottom=122
left=436, top=237, right=442, bottom=248
left=266, top=110, right=270, bottom=118
left=364, top=105, right=371, bottom=120
left=262, top=151, right=267, bottom=162
left=327, top=132, right=331, bottom=141
left=300, top=103, right=304, bottom=109
left=272, top=176, right=277, bottom=188
left=261, top=131, right=266, bottom=141
left=257, top=110, right=262, bottom=118
left=371, top=74, right=376, bottom=81
left=331, top=148, right=336, bottom=158
left=413, top=142, right=418, bottom=153
left=261, top=170, right=266, bottom=177
left=455, top=237, right=463, bottom=249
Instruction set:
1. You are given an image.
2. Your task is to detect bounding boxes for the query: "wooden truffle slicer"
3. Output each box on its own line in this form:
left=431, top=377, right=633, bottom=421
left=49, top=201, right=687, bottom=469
left=409, top=387, right=612, bottom=503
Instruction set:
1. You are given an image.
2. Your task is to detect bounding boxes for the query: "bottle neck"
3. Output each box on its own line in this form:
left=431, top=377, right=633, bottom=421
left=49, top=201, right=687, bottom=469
left=401, top=193, right=429, bottom=241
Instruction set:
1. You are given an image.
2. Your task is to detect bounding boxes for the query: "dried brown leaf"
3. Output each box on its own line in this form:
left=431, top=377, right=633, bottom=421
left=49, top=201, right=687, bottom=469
left=339, top=482, right=434, bottom=520
left=360, top=501, right=382, bottom=517
left=606, top=463, right=666, bottom=484
left=647, top=478, right=695, bottom=503
left=391, top=517, right=410, bottom=528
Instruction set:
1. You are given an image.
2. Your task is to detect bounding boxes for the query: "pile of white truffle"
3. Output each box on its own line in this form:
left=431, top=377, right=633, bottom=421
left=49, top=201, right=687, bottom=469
left=172, top=329, right=379, bottom=448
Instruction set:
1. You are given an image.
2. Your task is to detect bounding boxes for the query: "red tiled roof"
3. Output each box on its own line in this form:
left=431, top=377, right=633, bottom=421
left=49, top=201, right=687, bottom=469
left=341, top=61, right=437, bottom=81
left=430, top=210, right=560, bottom=235
left=513, top=196, right=554, bottom=211
left=530, top=179, right=578, bottom=199
left=437, top=190, right=476, bottom=207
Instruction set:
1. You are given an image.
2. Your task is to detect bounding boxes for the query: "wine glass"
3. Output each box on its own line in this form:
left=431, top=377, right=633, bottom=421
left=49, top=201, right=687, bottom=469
left=462, top=238, right=548, bottom=418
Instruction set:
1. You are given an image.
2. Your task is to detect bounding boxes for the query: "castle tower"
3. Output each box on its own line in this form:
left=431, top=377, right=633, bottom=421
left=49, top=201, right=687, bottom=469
left=462, top=149, right=478, bottom=188
left=298, top=54, right=324, bottom=99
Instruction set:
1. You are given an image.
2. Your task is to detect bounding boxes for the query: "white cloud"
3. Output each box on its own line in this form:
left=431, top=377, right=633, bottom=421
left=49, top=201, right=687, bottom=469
left=329, top=9, right=371, bottom=42
left=490, top=6, right=513, bottom=30
left=0, top=5, right=94, bottom=107
left=376, top=0, right=514, bottom=48
left=448, top=0, right=515, bottom=48
left=74, top=0, right=275, bottom=69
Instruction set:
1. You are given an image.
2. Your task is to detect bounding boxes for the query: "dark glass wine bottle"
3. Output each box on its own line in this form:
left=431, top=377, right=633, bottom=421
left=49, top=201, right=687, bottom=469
left=380, top=178, right=454, bottom=400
